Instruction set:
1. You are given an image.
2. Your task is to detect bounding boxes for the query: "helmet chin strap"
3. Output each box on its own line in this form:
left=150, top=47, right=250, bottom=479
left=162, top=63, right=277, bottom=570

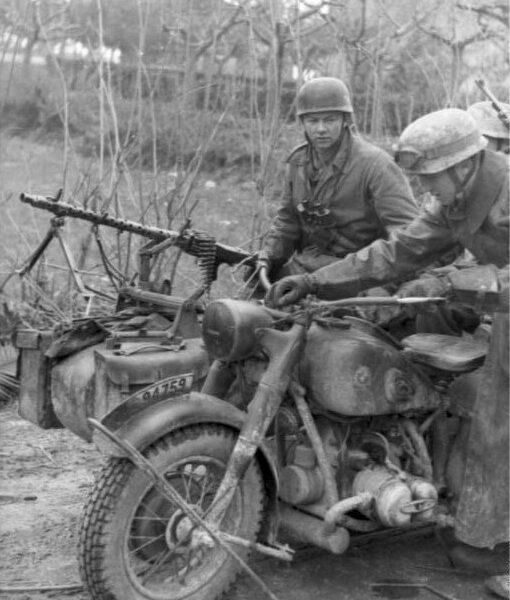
left=445, top=156, right=478, bottom=220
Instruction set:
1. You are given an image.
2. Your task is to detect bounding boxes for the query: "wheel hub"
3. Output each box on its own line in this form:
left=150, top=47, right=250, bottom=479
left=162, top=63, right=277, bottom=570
left=165, top=507, right=213, bottom=550
left=165, top=509, right=192, bottom=549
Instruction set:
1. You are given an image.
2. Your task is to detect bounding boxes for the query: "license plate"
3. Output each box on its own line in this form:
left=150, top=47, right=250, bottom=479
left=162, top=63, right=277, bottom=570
left=139, top=373, right=194, bottom=403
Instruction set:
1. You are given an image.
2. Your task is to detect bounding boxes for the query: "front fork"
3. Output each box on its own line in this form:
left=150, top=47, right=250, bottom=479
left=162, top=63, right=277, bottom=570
left=205, top=322, right=306, bottom=527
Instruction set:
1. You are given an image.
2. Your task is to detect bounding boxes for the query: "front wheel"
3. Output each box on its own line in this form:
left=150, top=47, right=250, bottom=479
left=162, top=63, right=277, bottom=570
left=79, top=424, right=265, bottom=600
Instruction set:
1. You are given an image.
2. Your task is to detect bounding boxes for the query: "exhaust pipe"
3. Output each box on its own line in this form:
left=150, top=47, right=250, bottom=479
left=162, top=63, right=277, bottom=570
left=278, top=503, right=350, bottom=554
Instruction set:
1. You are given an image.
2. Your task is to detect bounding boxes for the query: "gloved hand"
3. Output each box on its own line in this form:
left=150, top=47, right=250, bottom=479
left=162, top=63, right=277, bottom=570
left=265, top=274, right=317, bottom=308
left=397, top=274, right=451, bottom=299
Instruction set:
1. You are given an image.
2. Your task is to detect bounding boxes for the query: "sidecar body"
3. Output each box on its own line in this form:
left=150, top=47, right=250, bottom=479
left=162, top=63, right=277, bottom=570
left=14, top=292, right=210, bottom=441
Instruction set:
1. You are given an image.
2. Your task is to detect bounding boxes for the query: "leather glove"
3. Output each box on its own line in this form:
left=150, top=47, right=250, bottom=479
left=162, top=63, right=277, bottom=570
left=265, top=274, right=317, bottom=308
left=397, top=274, right=450, bottom=299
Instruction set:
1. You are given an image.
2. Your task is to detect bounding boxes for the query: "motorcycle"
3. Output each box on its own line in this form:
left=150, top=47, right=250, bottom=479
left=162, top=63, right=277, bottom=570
left=78, top=293, right=487, bottom=600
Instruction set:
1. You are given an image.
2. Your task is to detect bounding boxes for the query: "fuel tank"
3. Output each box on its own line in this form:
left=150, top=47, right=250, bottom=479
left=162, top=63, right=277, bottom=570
left=300, top=320, right=439, bottom=416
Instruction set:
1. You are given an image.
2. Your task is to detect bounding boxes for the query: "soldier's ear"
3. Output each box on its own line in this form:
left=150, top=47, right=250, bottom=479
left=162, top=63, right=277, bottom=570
left=455, top=154, right=479, bottom=179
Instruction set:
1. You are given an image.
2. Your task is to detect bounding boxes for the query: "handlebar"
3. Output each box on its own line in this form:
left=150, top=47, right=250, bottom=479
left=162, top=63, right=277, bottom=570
left=259, top=295, right=447, bottom=323
left=317, top=296, right=446, bottom=308
left=256, top=264, right=446, bottom=309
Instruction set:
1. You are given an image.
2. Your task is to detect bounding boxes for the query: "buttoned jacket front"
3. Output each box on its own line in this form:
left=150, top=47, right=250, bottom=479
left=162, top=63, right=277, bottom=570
left=263, top=130, right=419, bottom=273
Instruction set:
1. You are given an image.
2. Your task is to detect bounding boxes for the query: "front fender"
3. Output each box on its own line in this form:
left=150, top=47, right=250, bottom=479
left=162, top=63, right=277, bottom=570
left=95, top=391, right=247, bottom=453
left=92, top=391, right=279, bottom=540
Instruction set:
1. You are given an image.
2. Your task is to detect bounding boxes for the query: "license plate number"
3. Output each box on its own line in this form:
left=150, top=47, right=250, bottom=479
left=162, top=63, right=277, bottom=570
left=140, top=373, right=193, bottom=403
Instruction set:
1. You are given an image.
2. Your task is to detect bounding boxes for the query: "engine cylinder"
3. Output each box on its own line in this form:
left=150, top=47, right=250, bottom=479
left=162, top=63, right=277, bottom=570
left=279, top=465, right=324, bottom=505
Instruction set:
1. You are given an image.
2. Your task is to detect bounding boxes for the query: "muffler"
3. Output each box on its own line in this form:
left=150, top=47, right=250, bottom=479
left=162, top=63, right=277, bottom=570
left=278, top=503, right=350, bottom=554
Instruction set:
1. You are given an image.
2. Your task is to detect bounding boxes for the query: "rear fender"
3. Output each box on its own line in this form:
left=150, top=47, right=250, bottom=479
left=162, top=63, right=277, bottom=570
left=92, top=391, right=279, bottom=541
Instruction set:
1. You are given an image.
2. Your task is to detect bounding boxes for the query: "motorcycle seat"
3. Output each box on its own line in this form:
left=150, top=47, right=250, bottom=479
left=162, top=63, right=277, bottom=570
left=401, top=333, right=488, bottom=372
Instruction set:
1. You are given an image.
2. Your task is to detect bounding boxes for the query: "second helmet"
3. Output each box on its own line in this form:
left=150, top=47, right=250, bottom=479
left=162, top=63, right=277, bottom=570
left=467, top=101, right=510, bottom=140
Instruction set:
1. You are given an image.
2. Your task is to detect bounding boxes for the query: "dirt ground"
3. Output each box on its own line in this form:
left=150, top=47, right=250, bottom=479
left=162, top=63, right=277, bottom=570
left=0, top=402, right=501, bottom=600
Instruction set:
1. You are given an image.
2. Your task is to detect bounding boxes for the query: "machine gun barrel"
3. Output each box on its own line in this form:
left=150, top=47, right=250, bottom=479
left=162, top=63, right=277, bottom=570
left=19, top=192, right=252, bottom=267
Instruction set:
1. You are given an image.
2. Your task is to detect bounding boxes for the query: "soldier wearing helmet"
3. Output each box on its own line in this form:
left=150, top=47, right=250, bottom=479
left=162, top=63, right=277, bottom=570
left=266, top=107, right=509, bottom=599
left=468, top=100, right=510, bottom=154
left=256, top=77, right=418, bottom=288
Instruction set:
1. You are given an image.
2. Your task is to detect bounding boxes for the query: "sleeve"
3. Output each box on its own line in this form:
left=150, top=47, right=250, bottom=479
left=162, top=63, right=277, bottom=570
left=366, top=153, right=420, bottom=234
left=262, top=163, right=302, bottom=265
left=311, top=206, right=459, bottom=300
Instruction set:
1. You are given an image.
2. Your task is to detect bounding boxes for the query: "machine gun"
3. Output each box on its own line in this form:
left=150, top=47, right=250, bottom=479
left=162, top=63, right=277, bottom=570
left=475, top=78, right=510, bottom=131
left=19, top=191, right=254, bottom=293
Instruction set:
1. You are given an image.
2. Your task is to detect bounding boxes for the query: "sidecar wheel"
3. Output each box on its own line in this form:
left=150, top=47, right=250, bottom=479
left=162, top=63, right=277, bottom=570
left=78, top=424, right=265, bottom=600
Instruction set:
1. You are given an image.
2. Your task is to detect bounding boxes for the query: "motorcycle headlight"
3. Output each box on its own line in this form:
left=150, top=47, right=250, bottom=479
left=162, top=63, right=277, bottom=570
left=202, top=299, right=273, bottom=361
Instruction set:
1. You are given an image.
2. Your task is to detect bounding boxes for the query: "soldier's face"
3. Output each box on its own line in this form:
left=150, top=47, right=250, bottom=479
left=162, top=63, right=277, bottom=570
left=418, top=159, right=475, bottom=206
left=417, top=171, right=456, bottom=206
left=302, top=112, right=344, bottom=151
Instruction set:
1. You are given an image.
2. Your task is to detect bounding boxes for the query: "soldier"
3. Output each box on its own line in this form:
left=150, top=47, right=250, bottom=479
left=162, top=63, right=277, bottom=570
left=266, top=108, right=509, bottom=599
left=257, top=77, right=419, bottom=281
left=468, top=100, right=510, bottom=154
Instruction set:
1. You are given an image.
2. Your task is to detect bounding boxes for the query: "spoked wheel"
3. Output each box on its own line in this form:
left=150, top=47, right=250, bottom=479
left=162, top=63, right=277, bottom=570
left=79, top=424, right=265, bottom=600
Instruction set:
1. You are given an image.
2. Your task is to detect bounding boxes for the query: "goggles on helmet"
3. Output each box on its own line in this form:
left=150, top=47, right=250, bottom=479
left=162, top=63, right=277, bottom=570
left=393, top=146, right=424, bottom=171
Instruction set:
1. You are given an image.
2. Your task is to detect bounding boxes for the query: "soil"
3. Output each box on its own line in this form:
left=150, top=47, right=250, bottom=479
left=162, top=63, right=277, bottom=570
left=0, top=403, right=99, bottom=600
left=0, top=402, right=498, bottom=600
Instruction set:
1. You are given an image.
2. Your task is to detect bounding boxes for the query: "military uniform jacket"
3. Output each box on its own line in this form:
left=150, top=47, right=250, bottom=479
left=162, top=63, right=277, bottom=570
left=262, top=131, right=419, bottom=273
left=312, top=148, right=509, bottom=297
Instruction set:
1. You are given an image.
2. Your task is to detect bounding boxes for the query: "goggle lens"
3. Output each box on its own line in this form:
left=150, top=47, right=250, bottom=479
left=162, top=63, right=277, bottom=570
left=393, top=148, right=423, bottom=170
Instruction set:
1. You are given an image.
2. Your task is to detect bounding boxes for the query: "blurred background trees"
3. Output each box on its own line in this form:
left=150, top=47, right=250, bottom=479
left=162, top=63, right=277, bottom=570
left=1, top=0, right=507, bottom=158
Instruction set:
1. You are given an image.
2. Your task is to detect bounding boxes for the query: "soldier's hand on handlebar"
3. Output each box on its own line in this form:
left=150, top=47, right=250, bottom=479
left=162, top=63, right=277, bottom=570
left=265, top=274, right=316, bottom=308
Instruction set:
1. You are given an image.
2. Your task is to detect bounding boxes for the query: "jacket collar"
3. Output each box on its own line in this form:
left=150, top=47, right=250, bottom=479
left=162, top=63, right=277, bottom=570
left=459, top=150, right=508, bottom=234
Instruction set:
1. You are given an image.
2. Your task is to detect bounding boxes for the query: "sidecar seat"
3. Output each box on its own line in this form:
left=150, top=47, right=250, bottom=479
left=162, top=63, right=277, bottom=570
left=401, top=333, right=488, bottom=373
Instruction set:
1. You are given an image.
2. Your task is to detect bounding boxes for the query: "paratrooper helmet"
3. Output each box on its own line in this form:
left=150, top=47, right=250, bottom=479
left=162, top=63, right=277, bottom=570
left=296, top=77, right=353, bottom=117
left=467, top=101, right=510, bottom=140
left=393, top=108, right=487, bottom=175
